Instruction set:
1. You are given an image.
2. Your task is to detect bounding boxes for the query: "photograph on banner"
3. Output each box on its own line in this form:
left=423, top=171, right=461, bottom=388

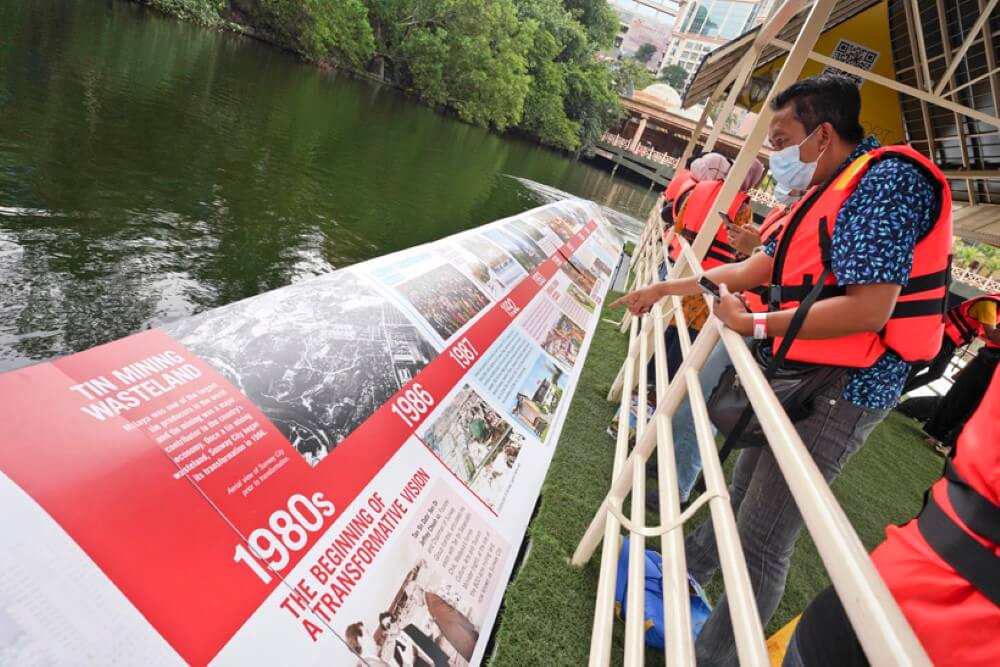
left=471, top=328, right=567, bottom=443
left=505, top=216, right=561, bottom=256
left=497, top=220, right=551, bottom=265
left=416, top=384, right=526, bottom=511
left=366, top=250, right=493, bottom=345
left=164, top=271, right=438, bottom=467
left=481, top=227, right=547, bottom=274
left=558, top=201, right=622, bottom=257
left=554, top=200, right=591, bottom=232
left=434, top=242, right=511, bottom=300
left=542, top=269, right=598, bottom=330
left=521, top=206, right=579, bottom=244
left=516, top=295, right=587, bottom=370
left=571, top=239, right=616, bottom=281
left=453, top=234, right=527, bottom=292
left=558, top=256, right=603, bottom=301
left=334, top=478, right=509, bottom=667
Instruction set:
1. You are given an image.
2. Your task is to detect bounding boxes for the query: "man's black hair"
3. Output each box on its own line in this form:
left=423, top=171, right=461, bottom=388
left=378, top=612, right=393, bottom=624
left=770, top=75, right=865, bottom=142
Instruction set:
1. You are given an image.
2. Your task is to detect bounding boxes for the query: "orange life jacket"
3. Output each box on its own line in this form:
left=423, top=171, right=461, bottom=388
left=663, top=170, right=698, bottom=259
left=872, top=363, right=1000, bottom=664
left=768, top=145, right=953, bottom=367
left=944, top=295, right=1000, bottom=348
left=744, top=205, right=791, bottom=314
left=663, top=168, right=697, bottom=207
left=666, top=179, right=749, bottom=268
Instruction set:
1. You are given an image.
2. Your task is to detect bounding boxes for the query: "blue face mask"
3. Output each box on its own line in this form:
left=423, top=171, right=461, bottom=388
left=768, top=127, right=825, bottom=192
left=773, top=184, right=801, bottom=205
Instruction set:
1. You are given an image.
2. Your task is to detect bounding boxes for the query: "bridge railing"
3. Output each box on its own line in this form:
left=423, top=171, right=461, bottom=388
left=573, top=1, right=933, bottom=665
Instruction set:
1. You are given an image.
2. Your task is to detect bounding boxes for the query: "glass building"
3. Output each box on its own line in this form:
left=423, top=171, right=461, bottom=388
left=660, top=0, right=766, bottom=89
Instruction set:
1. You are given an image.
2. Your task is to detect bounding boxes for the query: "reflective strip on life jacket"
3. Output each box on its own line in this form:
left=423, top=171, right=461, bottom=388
left=768, top=145, right=953, bottom=367
left=943, top=295, right=1000, bottom=349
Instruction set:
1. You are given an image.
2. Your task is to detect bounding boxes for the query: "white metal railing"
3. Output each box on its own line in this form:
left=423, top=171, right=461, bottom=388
left=574, top=1, right=938, bottom=665
left=600, top=132, right=681, bottom=168
left=951, top=265, right=1000, bottom=292
left=747, top=187, right=780, bottom=207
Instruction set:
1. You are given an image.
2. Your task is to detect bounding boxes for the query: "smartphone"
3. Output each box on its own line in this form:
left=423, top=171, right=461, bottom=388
left=717, top=211, right=735, bottom=226
left=698, top=275, right=721, bottom=300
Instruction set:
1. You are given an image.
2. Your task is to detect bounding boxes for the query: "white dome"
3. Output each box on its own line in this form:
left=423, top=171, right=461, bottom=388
left=632, top=84, right=714, bottom=127
left=640, top=83, right=683, bottom=109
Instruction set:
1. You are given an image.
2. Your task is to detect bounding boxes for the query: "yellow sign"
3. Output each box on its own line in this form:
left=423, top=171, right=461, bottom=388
left=742, top=1, right=906, bottom=146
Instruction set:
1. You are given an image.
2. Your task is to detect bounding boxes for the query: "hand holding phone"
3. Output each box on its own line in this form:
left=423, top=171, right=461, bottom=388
left=698, top=275, right=721, bottom=300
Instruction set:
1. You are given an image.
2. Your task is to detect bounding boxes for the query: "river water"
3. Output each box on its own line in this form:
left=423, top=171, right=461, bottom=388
left=0, top=0, right=655, bottom=371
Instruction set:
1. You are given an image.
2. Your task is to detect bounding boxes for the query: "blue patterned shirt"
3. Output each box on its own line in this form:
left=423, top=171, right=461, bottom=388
left=765, top=136, right=937, bottom=409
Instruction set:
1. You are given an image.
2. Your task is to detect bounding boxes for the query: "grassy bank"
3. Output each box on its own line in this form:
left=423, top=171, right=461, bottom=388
left=487, top=294, right=943, bottom=665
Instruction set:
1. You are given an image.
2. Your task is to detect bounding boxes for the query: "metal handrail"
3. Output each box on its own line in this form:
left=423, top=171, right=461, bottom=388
left=574, top=3, right=934, bottom=664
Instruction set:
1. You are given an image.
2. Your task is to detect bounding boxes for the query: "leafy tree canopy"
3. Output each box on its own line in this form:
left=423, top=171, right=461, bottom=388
left=149, top=0, right=629, bottom=151
left=658, top=64, right=688, bottom=92
left=634, top=43, right=657, bottom=64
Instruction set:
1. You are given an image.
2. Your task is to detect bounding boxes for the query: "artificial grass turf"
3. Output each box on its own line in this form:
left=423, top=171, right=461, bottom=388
left=486, top=294, right=945, bottom=665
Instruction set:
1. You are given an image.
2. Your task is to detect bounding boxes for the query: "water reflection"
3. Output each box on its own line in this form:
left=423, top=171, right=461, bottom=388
left=0, top=0, right=655, bottom=371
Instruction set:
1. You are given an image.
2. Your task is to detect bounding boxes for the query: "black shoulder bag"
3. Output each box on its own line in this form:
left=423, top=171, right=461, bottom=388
left=706, top=224, right=849, bottom=459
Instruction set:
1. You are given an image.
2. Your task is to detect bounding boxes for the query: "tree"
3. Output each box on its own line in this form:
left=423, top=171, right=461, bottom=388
left=234, top=0, right=375, bottom=67
left=613, top=59, right=653, bottom=97
left=561, top=0, right=617, bottom=48
left=369, top=0, right=532, bottom=130
left=634, top=42, right=657, bottom=64
left=658, top=64, right=688, bottom=91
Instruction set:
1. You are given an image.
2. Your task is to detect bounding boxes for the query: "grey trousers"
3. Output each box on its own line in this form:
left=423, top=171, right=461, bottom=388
left=683, top=374, right=889, bottom=666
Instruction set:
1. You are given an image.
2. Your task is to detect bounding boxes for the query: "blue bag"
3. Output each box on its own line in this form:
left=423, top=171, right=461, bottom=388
left=613, top=537, right=712, bottom=649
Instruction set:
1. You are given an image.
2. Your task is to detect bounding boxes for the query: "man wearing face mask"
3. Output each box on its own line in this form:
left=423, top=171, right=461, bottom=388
left=613, top=74, right=952, bottom=665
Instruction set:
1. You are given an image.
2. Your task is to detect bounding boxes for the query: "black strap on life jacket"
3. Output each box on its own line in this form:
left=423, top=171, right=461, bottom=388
left=681, top=225, right=738, bottom=265
left=889, top=263, right=952, bottom=319
left=917, top=463, right=1000, bottom=606
left=943, top=458, right=1000, bottom=544
left=766, top=282, right=845, bottom=309
left=947, top=306, right=977, bottom=346
left=900, top=266, right=950, bottom=295
left=717, top=221, right=837, bottom=464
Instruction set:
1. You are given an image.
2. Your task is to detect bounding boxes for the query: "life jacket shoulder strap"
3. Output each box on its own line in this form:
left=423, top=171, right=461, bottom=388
left=917, top=491, right=1000, bottom=606
left=944, top=458, right=1000, bottom=544
left=916, top=456, right=1000, bottom=606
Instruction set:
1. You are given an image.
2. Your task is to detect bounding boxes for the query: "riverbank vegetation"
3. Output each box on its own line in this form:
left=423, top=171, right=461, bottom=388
left=135, top=0, right=644, bottom=152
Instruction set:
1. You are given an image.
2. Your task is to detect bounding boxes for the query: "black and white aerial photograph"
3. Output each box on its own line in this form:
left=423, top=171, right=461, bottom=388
left=164, top=271, right=438, bottom=466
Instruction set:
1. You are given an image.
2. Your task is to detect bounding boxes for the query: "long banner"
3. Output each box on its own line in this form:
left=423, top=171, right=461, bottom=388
left=0, top=200, right=622, bottom=666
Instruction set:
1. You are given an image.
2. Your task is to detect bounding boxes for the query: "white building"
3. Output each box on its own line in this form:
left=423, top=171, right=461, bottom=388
left=658, top=0, right=772, bottom=89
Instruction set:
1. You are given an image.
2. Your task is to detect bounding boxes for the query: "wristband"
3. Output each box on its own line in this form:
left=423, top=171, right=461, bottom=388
left=752, top=313, right=768, bottom=340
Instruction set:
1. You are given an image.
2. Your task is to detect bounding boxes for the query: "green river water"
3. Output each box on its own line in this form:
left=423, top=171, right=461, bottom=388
left=0, top=0, right=656, bottom=372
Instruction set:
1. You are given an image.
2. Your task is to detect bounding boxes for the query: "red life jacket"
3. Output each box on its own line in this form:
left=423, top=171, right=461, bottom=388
left=871, top=363, right=1000, bottom=665
left=744, top=205, right=791, bottom=314
left=944, top=295, right=1000, bottom=348
left=668, top=179, right=749, bottom=268
left=768, top=145, right=953, bottom=367
left=663, top=169, right=698, bottom=260
left=663, top=168, right=697, bottom=206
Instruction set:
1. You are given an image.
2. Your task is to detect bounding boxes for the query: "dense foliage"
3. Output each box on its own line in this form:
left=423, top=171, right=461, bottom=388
left=137, top=0, right=628, bottom=151
left=658, top=64, right=688, bottom=92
